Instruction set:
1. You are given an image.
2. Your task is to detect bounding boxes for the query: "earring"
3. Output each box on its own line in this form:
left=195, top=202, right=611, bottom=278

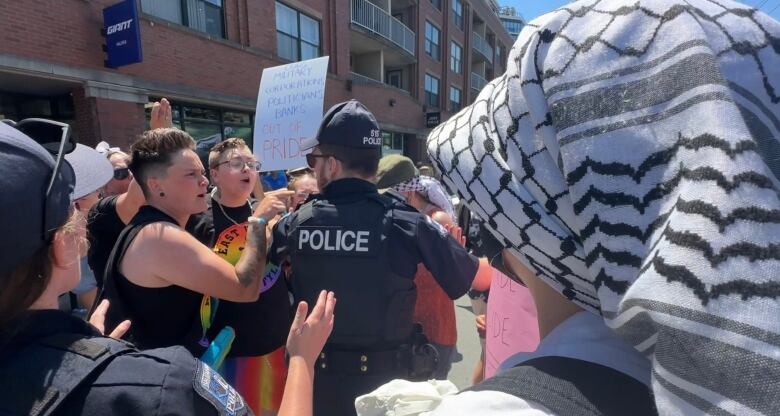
left=159, top=191, right=165, bottom=197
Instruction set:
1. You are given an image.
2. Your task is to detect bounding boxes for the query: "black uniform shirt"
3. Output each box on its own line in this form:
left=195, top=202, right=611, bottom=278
left=269, top=178, right=478, bottom=300
left=0, top=310, right=251, bottom=416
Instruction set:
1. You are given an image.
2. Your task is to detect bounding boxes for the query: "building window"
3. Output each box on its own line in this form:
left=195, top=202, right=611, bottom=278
left=276, top=2, right=321, bottom=62
left=141, top=0, right=224, bottom=38
left=430, top=0, right=442, bottom=10
left=502, top=19, right=524, bottom=35
left=452, top=0, right=463, bottom=30
left=450, top=42, right=462, bottom=74
left=449, top=86, right=462, bottom=112
left=145, top=100, right=254, bottom=153
left=424, top=21, right=440, bottom=60
left=382, top=132, right=404, bottom=155
left=386, top=70, right=403, bottom=89
left=425, top=74, right=440, bottom=108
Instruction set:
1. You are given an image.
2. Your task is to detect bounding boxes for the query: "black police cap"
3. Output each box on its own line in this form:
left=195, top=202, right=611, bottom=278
left=301, top=100, right=382, bottom=151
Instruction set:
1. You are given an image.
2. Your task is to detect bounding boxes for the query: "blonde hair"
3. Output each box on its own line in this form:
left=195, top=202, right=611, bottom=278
left=287, top=168, right=315, bottom=191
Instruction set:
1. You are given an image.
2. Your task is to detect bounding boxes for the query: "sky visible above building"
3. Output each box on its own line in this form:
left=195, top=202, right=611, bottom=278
left=500, top=0, right=780, bottom=22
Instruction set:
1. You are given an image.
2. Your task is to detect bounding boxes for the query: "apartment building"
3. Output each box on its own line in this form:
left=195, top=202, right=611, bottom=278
left=0, top=0, right=512, bottom=161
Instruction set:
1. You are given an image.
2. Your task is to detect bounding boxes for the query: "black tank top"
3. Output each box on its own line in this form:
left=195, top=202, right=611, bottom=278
left=99, top=205, right=204, bottom=355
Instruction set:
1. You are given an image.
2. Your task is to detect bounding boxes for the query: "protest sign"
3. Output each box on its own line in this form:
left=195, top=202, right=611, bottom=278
left=484, top=269, right=540, bottom=379
left=253, top=56, right=329, bottom=172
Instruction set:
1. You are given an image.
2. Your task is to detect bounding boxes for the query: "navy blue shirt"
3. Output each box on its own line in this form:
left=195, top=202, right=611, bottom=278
left=0, top=310, right=250, bottom=416
left=269, top=178, right=478, bottom=300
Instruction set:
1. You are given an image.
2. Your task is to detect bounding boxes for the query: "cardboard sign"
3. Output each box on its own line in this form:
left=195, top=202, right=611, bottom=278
left=253, top=56, right=329, bottom=172
left=484, top=269, right=540, bottom=379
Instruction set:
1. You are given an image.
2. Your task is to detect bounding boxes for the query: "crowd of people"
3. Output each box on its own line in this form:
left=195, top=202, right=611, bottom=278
left=1, top=0, right=779, bottom=415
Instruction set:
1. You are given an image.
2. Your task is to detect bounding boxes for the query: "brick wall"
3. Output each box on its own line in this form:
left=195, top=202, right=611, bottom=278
left=93, top=97, right=146, bottom=149
left=0, top=0, right=512, bottom=157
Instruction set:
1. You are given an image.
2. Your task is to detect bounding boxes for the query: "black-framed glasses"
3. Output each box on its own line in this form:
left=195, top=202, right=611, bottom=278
left=1, top=118, right=76, bottom=240
left=215, top=157, right=261, bottom=172
left=305, top=153, right=340, bottom=168
left=113, top=167, right=131, bottom=180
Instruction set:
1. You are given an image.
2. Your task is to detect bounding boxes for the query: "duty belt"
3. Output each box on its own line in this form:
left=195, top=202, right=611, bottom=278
left=315, top=346, right=410, bottom=376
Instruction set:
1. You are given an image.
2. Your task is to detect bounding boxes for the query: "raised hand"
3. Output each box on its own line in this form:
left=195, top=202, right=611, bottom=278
left=149, top=98, right=173, bottom=130
left=286, top=290, right=336, bottom=368
left=253, top=189, right=294, bottom=222
left=445, top=224, right=466, bottom=246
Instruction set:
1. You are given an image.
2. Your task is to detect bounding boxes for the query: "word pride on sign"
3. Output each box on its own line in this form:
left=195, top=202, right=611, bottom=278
left=253, top=56, right=329, bottom=172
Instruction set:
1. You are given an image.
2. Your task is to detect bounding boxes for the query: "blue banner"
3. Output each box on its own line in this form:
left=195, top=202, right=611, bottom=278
left=103, top=0, right=142, bottom=68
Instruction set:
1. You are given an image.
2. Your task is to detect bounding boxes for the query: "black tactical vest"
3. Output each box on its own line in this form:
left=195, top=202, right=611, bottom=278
left=287, top=193, right=416, bottom=349
left=466, top=356, right=657, bottom=415
left=0, top=333, right=134, bottom=415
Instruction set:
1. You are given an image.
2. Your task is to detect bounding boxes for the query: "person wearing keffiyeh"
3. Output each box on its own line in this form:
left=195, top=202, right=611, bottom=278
left=393, top=175, right=456, bottom=222
left=376, top=155, right=462, bottom=380
left=424, top=0, right=780, bottom=414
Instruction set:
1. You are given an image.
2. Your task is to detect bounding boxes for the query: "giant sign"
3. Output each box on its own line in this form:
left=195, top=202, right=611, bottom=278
left=103, top=0, right=143, bottom=68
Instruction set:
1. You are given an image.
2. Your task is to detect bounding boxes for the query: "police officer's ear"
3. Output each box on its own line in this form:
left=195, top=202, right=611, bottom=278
left=327, top=154, right=343, bottom=174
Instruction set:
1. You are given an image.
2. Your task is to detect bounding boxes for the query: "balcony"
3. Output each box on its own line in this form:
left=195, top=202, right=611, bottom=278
left=471, top=72, right=488, bottom=92
left=351, top=0, right=415, bottom=56
left=472, top=32, right=494, bottom=64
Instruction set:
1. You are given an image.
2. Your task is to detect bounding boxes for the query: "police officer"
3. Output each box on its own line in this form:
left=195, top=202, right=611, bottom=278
left=0, top=119, right=340, bottom=416
left=268, top=100, right=478, bottom=416
left=0, top=120, right=254, bottom=416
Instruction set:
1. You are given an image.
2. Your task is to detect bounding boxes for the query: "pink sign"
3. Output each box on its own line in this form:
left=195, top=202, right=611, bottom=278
left=484, top=269, right=540, bottom=379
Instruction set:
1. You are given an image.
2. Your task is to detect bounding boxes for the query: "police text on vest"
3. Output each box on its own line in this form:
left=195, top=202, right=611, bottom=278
left=299, top=229, right=370, bottom=252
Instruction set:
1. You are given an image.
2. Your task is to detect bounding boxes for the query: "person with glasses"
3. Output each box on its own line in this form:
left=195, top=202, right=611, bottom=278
left=186, top=137, right=293, bottom=415
left=100, top=148, right=133, bottom=196
left=86, top=98, right=211, bottom=290
left=95, top=128, right=293, bottom=357
left=286, top=167, right=319, bottom=211
left=0, top=117, right=340, bottom=416
left=421, top=1, right=780, bottom=414
left=267, top=100, right=478, bottom=416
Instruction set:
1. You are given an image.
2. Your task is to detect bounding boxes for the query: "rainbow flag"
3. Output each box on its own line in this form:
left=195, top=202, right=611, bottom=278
left=220, top=346, right=288, bottom=415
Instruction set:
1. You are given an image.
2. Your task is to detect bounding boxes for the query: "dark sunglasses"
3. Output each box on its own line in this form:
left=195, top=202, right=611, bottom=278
left=479, top=224, right=526, bottom=286
left=2, top=118, right=76, bottom=240
left=113, top=167, right=131, bottom=180
left=305, top=153, right=340, bottom=169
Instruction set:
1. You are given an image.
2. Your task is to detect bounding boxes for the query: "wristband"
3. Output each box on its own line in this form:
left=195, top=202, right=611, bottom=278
left=248, top=216, right=268, bottom=226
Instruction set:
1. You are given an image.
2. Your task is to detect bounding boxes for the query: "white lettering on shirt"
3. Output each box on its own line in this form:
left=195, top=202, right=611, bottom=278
left=298, top=229, right=371, bottom=252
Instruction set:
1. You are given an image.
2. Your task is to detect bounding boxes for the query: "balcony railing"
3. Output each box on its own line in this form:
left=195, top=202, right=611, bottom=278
left=351, top=0, right=416, bottom=55
left=350, top=71, right=382, bottom=85
left=472, top=32, right=494, bottom=64
left=471, top=72, right=488, bottom=92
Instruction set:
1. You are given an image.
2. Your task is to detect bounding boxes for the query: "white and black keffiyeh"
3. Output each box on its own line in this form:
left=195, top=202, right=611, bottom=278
left=428, top=0, right=780, bottom=414
left=393, top=175, right=456, bottom=220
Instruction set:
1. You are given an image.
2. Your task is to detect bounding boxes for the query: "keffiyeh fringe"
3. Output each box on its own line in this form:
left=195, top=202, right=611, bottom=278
left=427, top=0, right=780, bottom=414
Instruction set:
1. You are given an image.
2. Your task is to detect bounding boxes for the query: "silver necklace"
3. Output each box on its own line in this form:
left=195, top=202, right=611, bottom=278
left=214, top=192, right=252, bottom=226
